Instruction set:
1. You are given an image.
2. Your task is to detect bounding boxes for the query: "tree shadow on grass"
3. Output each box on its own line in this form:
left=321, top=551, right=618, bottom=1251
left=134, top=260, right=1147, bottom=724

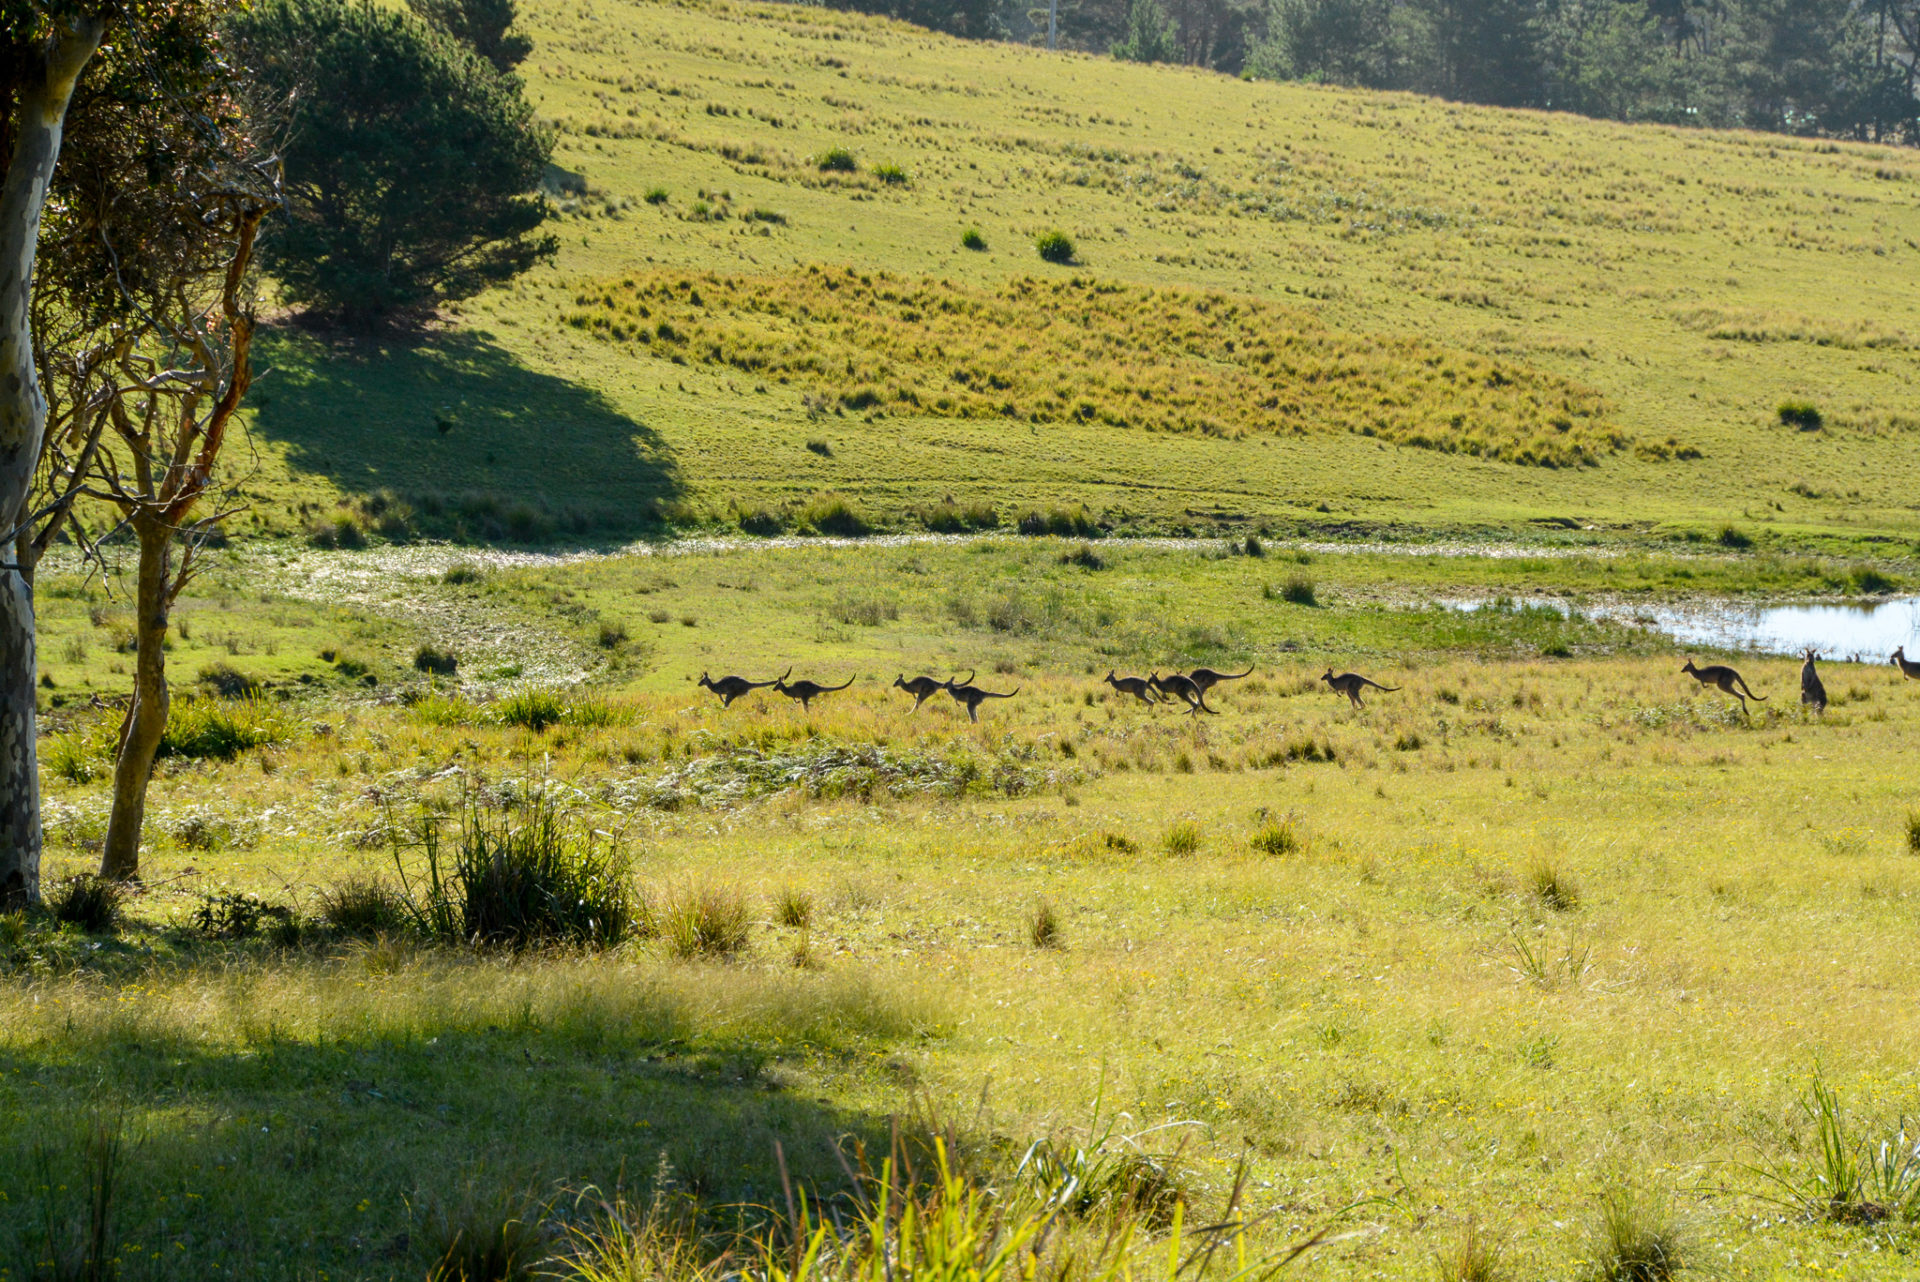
left=250, top=326, right=682, bottom=540
left=0, top=968, right=912, bottom=1281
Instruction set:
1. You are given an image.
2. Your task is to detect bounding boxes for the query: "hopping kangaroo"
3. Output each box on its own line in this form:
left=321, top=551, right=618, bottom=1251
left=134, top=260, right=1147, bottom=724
left=1894, top=646, right=1920, bottom=680
left=1104, top=671, right=1159, bottom=706
left=698, top=667, right=788, bottom=708
left=1321, top=670, right=1398, bottom=710
left=895, top=670, right=970, bottom=712
left=1150, top=671, right=1217, bottom=715
left=1800, top=649, right=1828, bottom=713
left=944, top=677, right=1018, bottom=722
left=775, top=674, right=855, bottom=712
left=1681, top=659, right=1766, bottom=716
left=1187, top=666, right=1253, bottom=696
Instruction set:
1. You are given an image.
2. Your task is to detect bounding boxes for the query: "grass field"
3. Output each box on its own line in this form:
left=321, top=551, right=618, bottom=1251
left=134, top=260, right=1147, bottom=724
left=15, top=540, right=1920, bottom=1278
left=218, top=0, right=1920, bottom=552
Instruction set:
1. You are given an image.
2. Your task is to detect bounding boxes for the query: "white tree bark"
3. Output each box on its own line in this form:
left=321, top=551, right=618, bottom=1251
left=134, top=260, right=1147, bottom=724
left=0, top=18, right=105, bottom=906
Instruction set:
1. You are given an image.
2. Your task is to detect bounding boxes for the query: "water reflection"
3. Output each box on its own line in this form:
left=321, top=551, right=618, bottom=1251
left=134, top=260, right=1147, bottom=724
left=1446, top=595, right=1920, bottom=659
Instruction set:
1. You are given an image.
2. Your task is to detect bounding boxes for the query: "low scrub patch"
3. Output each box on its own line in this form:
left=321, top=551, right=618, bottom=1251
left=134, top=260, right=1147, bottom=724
left=160, top=696, right=295, bottom=761
left=661, top=882, right=752, bottom=959
left=47, top=875, right=122, bottom=934
left=563, top=270, right=1624, bottom=466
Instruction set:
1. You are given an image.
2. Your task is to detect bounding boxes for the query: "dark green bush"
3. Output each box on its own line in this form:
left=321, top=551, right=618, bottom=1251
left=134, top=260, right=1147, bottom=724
left=817, top=146, right=857, bottom=172
left=960, top=226, right=986, bottom=250
left=1778, top=401, right=1823, bottom=431
left=413, top=643, right=459, bottom=675
left=48, top=875, right=123, bottom=934
left=1035, top=229, right=1076, bottom=264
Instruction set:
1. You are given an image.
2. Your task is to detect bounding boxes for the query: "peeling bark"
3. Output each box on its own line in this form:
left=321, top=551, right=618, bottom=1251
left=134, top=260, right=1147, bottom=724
left=0, top=19, right=106, bottom=906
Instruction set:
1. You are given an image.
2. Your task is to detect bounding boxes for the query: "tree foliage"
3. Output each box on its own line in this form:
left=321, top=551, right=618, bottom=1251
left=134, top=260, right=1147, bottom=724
left=233, top=0, right=555, bottom=323
left=407, top=0, right=531, bottom=72
left=1112, top=0, right=1181, bottom=61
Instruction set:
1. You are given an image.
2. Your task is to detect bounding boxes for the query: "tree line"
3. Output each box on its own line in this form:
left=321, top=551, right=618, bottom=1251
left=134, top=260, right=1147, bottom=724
left=0, top=0, right=554, bottom=901
left=814, top=0, right=1920, bottom=143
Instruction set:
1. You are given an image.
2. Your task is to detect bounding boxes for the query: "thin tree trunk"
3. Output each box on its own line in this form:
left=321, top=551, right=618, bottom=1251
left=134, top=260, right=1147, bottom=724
left=0, top=19, right=106, bottom=906
left=100, top=520, right=172, bottom=882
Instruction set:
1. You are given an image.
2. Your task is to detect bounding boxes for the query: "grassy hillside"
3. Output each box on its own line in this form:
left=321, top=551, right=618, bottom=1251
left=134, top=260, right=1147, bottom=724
left=232, top=0, right=1920, bottom=549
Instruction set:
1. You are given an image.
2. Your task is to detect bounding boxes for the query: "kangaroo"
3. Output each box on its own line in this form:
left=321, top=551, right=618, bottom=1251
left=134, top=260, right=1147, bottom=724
left=895, top=670, right=971, bottom=712
left=1893, top=646, right=1920, bottom=680
left=1188, top=666, right=1254, bottom=696
left=1800, top=648, right=1828, bottom=713
left=698, top=667, right=788, bottom=708
left=1321, top=669, right=1398, bottom=710
left=1150, top=671, right=1217, bottom=716
left=774, top=674, right=855, bottom=712
left=944, top=677, right=1018, bottom=723
left=1681, top=658, right=1767, bottom=717
left=1104, top=671, right=1159, bottom=706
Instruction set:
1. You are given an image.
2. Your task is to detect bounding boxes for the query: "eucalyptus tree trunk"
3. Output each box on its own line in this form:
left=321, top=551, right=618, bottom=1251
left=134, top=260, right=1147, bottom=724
left=0, top=19, right=105, bottom=907
left=99, top=520, right=172, bottom=882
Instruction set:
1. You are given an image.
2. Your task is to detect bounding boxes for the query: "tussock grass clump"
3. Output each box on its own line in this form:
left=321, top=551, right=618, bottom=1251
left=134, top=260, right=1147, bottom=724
left=319, top=875, right=410, bottom=938
left=912, top=499, right=998, bottom=532
left=1778, top=400, right=1824, bottom=430
left=960, top=225, right=986, bottom=250
left=1028, top=899, right=1063, bottom=948
left=872, top=161, right=907, bottom=185
left=160, top=696, right=295, bottom=761
left=1015, top=1122, right=1190, bottom=1226
left=643, top=185, right=669, bottom=204
left=412, top=690, right=485, bottom=727
left=774, top=885, right=814, bottom=929
left=498, top=686, right=567, bottom=731
left=196, top=661, right=258, bottom=697
left=1434, top=1222, right=1507, bottom=1282
left=1905, top=809, right=1920, bottom=854
left=394, top=797, right=637, bottom=949
left=191, top=891, right=300, bottom=943
left=798, top=493, right=872, bottom=536
left=1035, top=229, right=1076, bottom=263
left=442, top=560, right=488, bottom=585
left=1270, top=575, right=1318, bottom=606
left=1018, top=505, right=1099, bottom=538
left=426, top=1186, right=544, bottom=1282
left=1751, top=1071, right=1920, bottom=1225
left=1582, top=1182, right=1685, bottom=1282
left=661, top=882, right=752, bottom=959
left=414, top=643, right=459, bottom=675
left=1059, top=543, right=1106, bottom=570
left=565, top=270, right=1620, bottom=466
left=1716, top=524, right=1752, bottom=550
left=44, top=730, right=104, bottom=784
left=1163, top=821, right=1201, bottom=856
left=1249, top=815, right=1301, bottom=857
left=47, top=875, right=122, bottom=934
left=816, top=146, right=857, bottom=172
left=1848, top=564, right=1897, bottom=594
left=1529, top=862, right=1582, bottom=912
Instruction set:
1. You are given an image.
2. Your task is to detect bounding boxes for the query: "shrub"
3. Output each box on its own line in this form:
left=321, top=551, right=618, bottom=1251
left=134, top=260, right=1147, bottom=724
left=1906, top=809, right=1920, bottom=855
left=1849, top=564, right=1896, bottom=594
left=805, top=437, right=833, bottom=456
left=914, top=500, right=998, bottom=532
left=872, top=161, right=907, bottom=185
left=1028, top=899, right=1063, bottom=948
left=773, top=886, right=813, bottom=929
left=738, top=507, right=784, bottom=535
left=1059, top=543, right=1105, bottom=570
left=1394, top=730, right=1424, bottom=751
left=1249, top=816, right=1300, bottom=857
left=191, top=890, right=300, bottom=942
left=1583, top=1182, right=1684, bottom=1282
left=1035, top=229, right=1076, bottom=263
left=160, top=697, right=295, bottom=760
left=1529, top=862, right=1582, bottom=912
left=48, top=875, right=122, bottom=934
left=1778, top=401, right=1823, bottom=430
left=596, top=620, right=629, bottom=649
left=661, top=882, right=751, bottom=959
left=643, top=185, right=669, bottom=204
left=1716, top=524, right=1752, bottom=549
left=319, top=875, right=410, bottom=937
left=1243, top=535, right=1265, bottom=557
left=744, top=206, right=786, bottom=224
left=1016, top=505, right=1098, bottom=538
left=960, top=226, right=986, bottom=250
left=393, top=796, right=637, bottom=948
left=307, top=513, right=365, bottom=548
left=413, top=643, right=459, bottom=675
left=817, top=146, right=857, bottom=172
left=1163, top=821, right=1200, bottom=856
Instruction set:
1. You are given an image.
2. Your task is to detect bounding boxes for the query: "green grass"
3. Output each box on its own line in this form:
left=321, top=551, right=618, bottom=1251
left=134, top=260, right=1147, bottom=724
left=193, top=0, right=1920, bottom=549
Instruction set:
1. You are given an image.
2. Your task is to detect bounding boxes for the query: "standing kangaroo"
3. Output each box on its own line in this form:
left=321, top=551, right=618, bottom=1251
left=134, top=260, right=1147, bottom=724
left=896, top=670, right=971, bottom=712
left=1893, top=646, right=1920, bottom=680
left=1150, top=671, right=1217, bottom=715
left=698, top=667, right=788, bottom=708
left=1321, top=669, right=1398, bottom=710
left=1104, top=671, right=1159, bottom=706
left=1800, top=649, right=1828, bottom=713
left=1681, top=659, right=1766, bottom=717
left=775, top=674, right=855, bottom=711
left=944, top=677, right=1018, bottom=722
left=1188, top=666, right=1253, bottom=696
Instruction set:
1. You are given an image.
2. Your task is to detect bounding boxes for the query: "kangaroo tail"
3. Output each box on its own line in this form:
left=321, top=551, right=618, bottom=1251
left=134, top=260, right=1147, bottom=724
left=987, top=687, right=1019, bottom=698
left=826, top=677, right=856, bottom=692
left=1363, top=680, right=1400, bottom=692
left=1737, top=679, right=1766, bottom=700
left=1223, top=667, right=1254, bottom=680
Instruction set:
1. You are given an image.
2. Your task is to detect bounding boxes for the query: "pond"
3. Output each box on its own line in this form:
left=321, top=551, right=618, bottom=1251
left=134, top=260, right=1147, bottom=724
left=1448, top=595, right=1920, bottom=660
